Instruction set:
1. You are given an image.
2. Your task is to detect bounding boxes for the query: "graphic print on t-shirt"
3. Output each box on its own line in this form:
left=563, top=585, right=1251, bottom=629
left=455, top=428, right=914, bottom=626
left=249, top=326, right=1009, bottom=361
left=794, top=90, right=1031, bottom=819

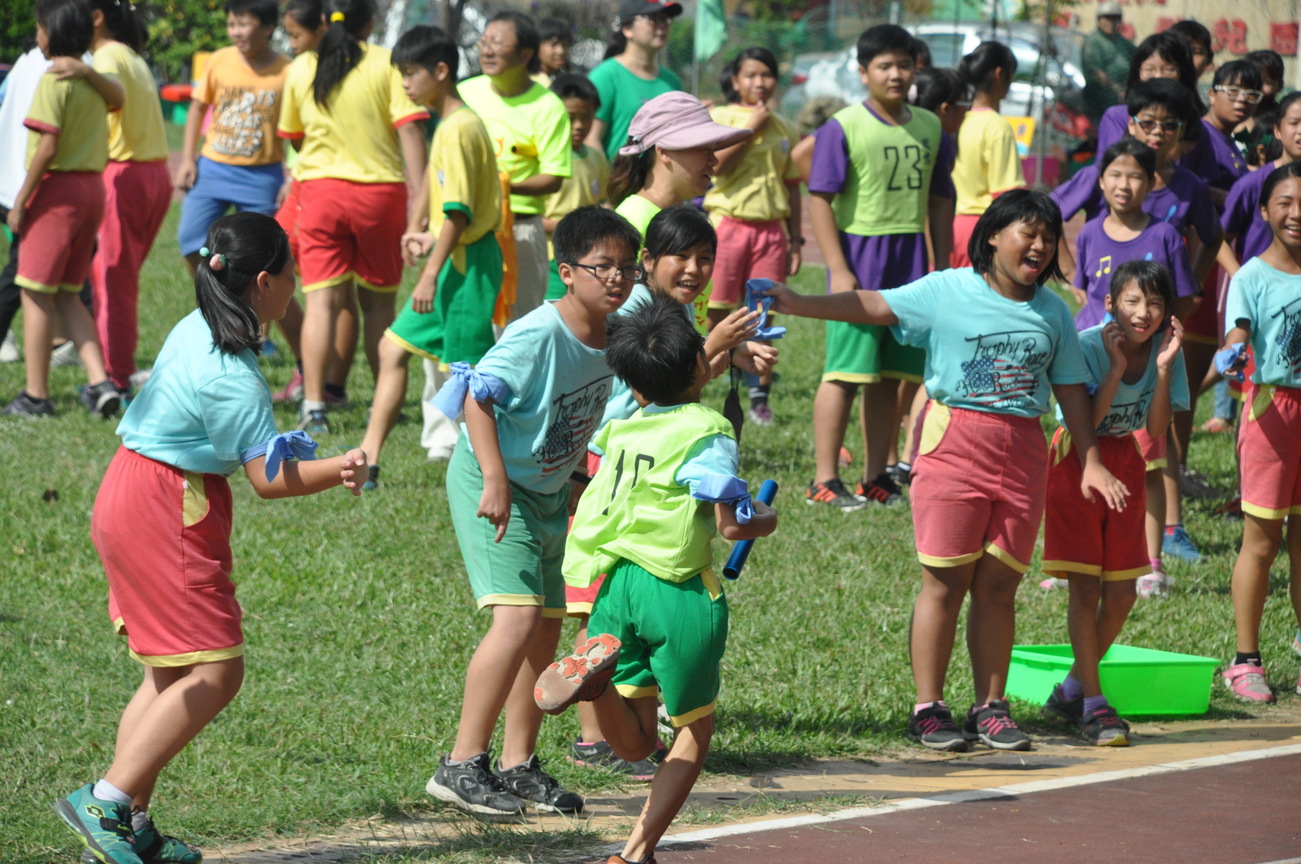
left=958, top=329, right=1052, bottom=408
left=209, top=85, right=280, bottom=159
left=1273, top=297, right=1301, bottom=374
left=534, top=376, right=612, bottom=478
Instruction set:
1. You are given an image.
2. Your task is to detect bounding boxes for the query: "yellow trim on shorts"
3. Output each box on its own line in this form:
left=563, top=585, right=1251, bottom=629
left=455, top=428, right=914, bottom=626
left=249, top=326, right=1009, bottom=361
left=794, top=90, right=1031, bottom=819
left=880, top=371, right=924, bottom=383
left=565, top=602, right=593, bottom=617
left=1145, top=458, right=1167, bottom=472
left=670, top=700, right=717, bottom=727
left=112, top=616, right=126, bottom=636
left=1248, top=384, right=1275, bottom=422
left=301, top=272, right=357, bottom=293
left=14, top=275, right=60, bottom=293
left=383, top=328, right=442, bottom=362
left=182, top=472, right=209, bottom=527
left=475, top=592, right=544, bottom=608
left=984, top=542, right=1029, bottom=574
left=821, top=371, right=881, bottom=384
left=615, top=683, right=660, bottom=701
left=1102, top=565, right=1148, bottom=583
left=1240, top=500, right=1301, bottom=520
left=131, top=643, right=244, bottom=667
left=917, top=549, right=984, bottom=569
left=1041, top=560, right=1102, bottom=578
left=355, top=277, right=399, bottom=293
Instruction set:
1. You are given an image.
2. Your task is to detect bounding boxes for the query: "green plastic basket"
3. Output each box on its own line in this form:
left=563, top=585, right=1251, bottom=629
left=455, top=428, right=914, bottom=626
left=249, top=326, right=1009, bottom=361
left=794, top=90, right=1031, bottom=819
left=1007, top=644, right=1218, bottom=716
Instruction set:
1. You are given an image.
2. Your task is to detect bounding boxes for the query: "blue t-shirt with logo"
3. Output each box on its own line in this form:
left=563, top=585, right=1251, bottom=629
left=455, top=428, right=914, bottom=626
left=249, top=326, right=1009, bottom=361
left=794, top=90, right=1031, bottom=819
left=1054, top=323, right=1190, bottom=435
left=1225, top=257, right=1301, bottom=388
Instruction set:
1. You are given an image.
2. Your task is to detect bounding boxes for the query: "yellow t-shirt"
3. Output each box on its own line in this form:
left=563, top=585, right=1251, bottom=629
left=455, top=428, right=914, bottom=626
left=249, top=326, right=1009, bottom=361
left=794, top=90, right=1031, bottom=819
left=952, top=108, right=1025, bottom=216
left=543, top=144, right=609, bottom=256
left=194, top=46, right=288, bottom=166
left=25, top=74, right=107, bottom=172
left=278, top=45, right=428, bottom=184
left=93, top=41, right=167, bottom=162
left=430, top=106, right=501, bottom=252
left=704, top=105, right=800, bottom=222
left=458, top=75, right=572, bottom=215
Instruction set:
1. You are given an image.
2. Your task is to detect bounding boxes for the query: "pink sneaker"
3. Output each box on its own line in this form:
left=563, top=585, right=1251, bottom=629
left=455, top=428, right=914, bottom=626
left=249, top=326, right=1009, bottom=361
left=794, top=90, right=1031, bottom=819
left=1038, top=577, right=1068, bottom=590
left=534, top=634, right=621, bottom=715
left=1223, top=663, right=1275, bottom=703
left=272, top=368, right=304, bottom=403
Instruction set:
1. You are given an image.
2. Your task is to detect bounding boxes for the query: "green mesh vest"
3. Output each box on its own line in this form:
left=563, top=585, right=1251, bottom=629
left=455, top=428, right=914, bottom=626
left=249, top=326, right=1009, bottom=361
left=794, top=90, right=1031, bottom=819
left=830, top=102, right=941, bottom=236
left=564, top=403, right=736, bottom=586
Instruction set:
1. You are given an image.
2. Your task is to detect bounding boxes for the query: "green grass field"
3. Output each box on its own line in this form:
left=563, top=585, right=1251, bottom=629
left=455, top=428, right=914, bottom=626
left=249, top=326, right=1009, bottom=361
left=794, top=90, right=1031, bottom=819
left=2, top=207, right=1297, bottom=863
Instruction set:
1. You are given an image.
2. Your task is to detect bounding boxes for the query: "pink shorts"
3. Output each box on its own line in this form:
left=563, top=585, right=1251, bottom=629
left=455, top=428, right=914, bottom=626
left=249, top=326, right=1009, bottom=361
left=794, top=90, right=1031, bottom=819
left=297, top=178, right=406, bottom=292
left=15, top=171, right=105, bottom=293
left=949, top=213, right=980, bottom=269
left=1042, top=430, right=1148, bottom=581
left=1238, top=383, right=1301, bottom=519
left=275, top=178, right=302, bottom=264
left=1133, top=427, right=1167, bottom=470
left=92, top=447, right=243, bottom=666
left=910, top=402, right=1047, bottom=574
left=708, top=216, right=789, bottom=308
left=566, top=451, right=607, bottom=616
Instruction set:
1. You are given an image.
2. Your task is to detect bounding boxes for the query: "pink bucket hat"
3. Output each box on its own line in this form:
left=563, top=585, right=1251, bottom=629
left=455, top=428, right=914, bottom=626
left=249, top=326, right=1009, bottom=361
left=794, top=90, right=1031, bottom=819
left=618, top=91, right=753, bottom=156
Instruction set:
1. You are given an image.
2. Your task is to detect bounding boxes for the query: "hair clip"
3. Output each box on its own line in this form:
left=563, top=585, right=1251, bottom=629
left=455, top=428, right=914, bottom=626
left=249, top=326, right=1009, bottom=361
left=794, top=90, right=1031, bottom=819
left=199, top=246, right=227, bottom=271
left=330, top=11, right=345, bottom=22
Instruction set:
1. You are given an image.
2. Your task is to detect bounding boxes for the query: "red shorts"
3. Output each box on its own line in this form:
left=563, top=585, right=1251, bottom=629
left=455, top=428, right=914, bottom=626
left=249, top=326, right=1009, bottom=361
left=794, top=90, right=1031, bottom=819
left=708, top=216, right=789, bottom=308
left=949, top=213, right=980, bottom=269
left=566, top=451, right=606, bottom=616
left=1182, top=265, right=1225, bottom=346
left=1042, top=430, right=1148, bottom=581
left=92, top=447, right=243, bottom=666
left=297, top=178, right=406, bottom=292
left=1238, top=383, right=1301, bottom=519
left=910, top=402, right=1047, bottom=574
left=275, top=177, right=303, bottom=264
left=1133, top=427, right=1167, bottom=470
left=15, top=171, right=105, bottom=293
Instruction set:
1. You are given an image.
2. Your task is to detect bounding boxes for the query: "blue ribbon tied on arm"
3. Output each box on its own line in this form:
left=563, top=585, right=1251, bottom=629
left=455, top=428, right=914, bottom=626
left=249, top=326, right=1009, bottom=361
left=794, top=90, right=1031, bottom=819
left=744, top=279, right=787, bottom=340
left=1214, top=342, right=1248, bottom=381
left=241, top=430, right=319, bottom=481
left=431, top=361, right=507, bottom=419
left=692, top=474, right=753, bottom=524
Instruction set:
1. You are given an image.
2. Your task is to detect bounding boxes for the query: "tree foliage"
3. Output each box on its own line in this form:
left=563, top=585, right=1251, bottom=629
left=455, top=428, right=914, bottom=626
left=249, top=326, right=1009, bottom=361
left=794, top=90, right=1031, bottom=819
left=1, top=0, right=37, bottom=64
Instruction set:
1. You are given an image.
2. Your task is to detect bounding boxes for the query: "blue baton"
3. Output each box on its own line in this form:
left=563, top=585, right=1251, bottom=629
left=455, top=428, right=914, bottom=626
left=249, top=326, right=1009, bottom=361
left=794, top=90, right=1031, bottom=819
left=722, top=479, right=778, bottom=580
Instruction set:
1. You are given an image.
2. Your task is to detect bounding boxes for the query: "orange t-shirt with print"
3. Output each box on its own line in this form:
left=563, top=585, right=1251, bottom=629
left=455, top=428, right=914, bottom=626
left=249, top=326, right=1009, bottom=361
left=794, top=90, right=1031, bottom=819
left=194, top=46, right=289, bottom=166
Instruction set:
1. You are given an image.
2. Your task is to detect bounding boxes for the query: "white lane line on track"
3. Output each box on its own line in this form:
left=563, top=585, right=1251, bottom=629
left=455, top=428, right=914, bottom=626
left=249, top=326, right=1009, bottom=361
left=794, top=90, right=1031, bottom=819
left=654, top=742, right=1301, bottom=847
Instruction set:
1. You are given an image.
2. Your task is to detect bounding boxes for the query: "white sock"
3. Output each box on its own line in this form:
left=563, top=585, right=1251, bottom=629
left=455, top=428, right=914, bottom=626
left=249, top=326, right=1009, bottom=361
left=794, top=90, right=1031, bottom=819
left=302, top=399, right=325, bottom=414
left=92, top=778, right=132, bottom=805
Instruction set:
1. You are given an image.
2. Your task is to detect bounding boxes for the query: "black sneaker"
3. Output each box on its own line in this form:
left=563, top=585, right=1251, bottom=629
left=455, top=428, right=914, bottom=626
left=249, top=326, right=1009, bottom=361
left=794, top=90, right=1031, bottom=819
left=1041, top=683, right=1083, bottom=725
left=80, top=381, right=122, bottom=418
left=1079, top=705, right=1130, bottom=747
left=568, top=738, right=660, bottom=781
left=963, top=699, right=1031, bottom=750
left=495, top=754, right=583, bottom=814
left=907, top=702, right=970, bottom=751
left=806, top=478, right=866, bottom=512
left=2, top=391, right=55, bottom=418
left=885, top=463, right=912, bottom=487
left=425, top=752, right=525, bottom=815
left=857, top=472, right=902, bottom=506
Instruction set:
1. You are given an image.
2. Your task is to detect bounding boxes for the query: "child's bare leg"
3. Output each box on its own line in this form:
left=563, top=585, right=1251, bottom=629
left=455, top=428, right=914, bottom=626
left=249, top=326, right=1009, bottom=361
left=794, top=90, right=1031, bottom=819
left=1094, top=580, right=1138, bottom=659
left=1233, top=515, right=1285, bottom=654
left=301, top=286, right=341, bottom=405
left=103, top=657, right=244, bottom=800
left=1162, top=451, right=1182, bottom=527
left=966, top=555, right=1022, bottom=705
left=1145, top=469, right=1165, bottom=560
left=1065, top=576, right=1104, bottom=697
left=275, top=296, right=304, bottom=359
left=910, top=562, right=976, bottom=703
left=620, top=714, right=714, bottom=863
left=450, top=604, right=542, bottom=761
left=813, top=381, right=855, bottom=482
left=860, top=380, right=895, bottom=482
left=500, top=614, right=562, bottom=768
left=329, top=284, right=359, bottom=388
left=357, top=287, right=395, bottom=384
left=570, top=618, right=605, bottom=742
left=590, top=689, right=659, bottom=763
left=20, top=289, right=53, bottom=398
left=359, top=339, right=411, bottom=465
left=901, top=385, right=929, bottom=466
left=56, top=292, right=109, bottom=383
left=1290, top=522, right=1301, bottom=632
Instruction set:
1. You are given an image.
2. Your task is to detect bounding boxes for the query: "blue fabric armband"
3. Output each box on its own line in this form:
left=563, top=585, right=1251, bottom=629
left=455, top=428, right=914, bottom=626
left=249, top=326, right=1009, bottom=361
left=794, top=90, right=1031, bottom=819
left=1214, top=342, right=1248, bottom=381
left=241, top=430, right=319, bottom=481
left=745, top=279, right=787, bottom=340
left=691, top=473, right=753, bottom=524
left=431, top=362, right=509, bottom=419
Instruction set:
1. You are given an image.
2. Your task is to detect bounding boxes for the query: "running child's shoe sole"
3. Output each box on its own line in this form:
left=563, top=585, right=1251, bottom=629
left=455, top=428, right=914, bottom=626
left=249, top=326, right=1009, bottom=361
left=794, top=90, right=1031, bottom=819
left=534, top=634, right=621, bottom=714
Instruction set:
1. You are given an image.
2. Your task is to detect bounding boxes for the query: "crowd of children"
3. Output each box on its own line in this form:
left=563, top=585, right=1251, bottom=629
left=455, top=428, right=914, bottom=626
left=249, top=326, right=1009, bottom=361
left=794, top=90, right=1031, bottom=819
left=5, top=3, right=1299, bottom=863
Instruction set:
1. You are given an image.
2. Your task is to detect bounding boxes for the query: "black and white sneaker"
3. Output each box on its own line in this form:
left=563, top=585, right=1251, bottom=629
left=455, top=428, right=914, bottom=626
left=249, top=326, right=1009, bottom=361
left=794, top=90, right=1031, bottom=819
left=906, top=702, right=970, bottom=751
left=495, top=754, right=583, bottom=814
left=425, top=752, right=525, bottom=815
left=80, top=380, right=121, bottom=418
left=963, top=699, right=1031, bottom=751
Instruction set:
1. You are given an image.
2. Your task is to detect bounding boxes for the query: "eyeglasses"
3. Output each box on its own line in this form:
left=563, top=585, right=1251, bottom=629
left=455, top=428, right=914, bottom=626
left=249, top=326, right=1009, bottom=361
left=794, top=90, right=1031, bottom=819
left=1131, top=116, right=1184, bottom=134
left=568, top=261, right=645, bottom=282
left=476, top=37, right=515, bottom=52
left=1214, top=85, right=1264, bottom=104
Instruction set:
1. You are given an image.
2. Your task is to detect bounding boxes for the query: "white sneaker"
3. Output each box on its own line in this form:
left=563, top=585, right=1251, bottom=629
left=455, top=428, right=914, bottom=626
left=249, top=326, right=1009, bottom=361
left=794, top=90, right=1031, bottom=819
left=129, top=368, right=152, bottom=388
left=0, top=330, right=18, bottom=363
left=50, top=340, right=82, bottom=367
left=1136, top=571, right=1174, bottom=599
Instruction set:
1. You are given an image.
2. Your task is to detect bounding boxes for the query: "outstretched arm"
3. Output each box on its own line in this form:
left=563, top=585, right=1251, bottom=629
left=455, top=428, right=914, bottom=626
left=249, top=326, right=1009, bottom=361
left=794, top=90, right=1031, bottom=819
left=244, top=448, right=366, bottom=498
left=762, top=281, right=897, bottom=326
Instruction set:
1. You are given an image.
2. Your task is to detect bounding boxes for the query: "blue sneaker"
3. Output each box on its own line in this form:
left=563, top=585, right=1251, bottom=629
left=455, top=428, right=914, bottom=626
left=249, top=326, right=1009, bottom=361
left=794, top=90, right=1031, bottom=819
left=54, top=784, right=142, bottom=864
left=80, top=811, right=201, bottom=864
left=1162, top=524, right=1202, bottom=563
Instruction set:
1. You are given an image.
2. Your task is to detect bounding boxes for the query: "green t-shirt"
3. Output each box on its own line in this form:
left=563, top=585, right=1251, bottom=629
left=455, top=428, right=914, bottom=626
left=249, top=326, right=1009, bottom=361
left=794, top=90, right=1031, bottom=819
left=589, top=58, right=684, bottom=162
left=1082, top=30, right=1135, bottom=122
left=830, top=102, right=941, bottom=236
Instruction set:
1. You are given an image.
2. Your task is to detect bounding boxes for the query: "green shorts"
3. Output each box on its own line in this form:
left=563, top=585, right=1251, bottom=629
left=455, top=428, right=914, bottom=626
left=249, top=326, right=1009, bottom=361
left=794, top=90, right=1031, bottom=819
left=386, top=232, right=502, bottom=365
left=589, top=558, right=728, bottom=726
left=822, top=320, right=924, bottom=384
left=544, top=257, right=567, bottom=301
left=446, top=443, right=569, bottom=617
